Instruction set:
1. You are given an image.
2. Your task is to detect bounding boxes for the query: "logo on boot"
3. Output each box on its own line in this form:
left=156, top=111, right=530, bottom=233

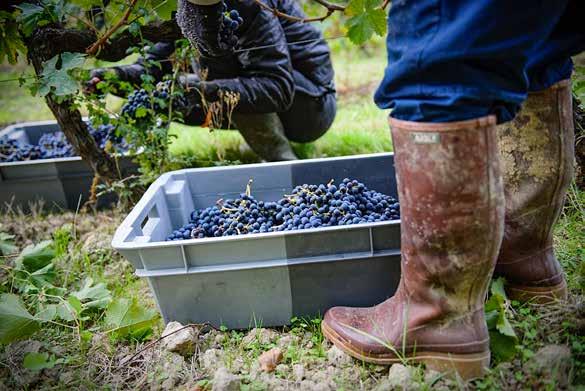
left=411, top=132, right=440, bottom=144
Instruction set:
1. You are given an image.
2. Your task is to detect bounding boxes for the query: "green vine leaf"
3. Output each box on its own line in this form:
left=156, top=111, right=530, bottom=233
left=345, top=0, right=387, bottom=44
left=38, top=52, right=86, bottom=97
left=105, top=298, right=158, bottom=341
left=0, top=294, right=41, bottom=344
left=35, top=304, right=58, bottom=322
left=69, top=0, right=103, bottom=8
left=23, top=352, right=59, bottom=371
left=71, top=278, right=112, bottom=309
left=485, top=278, right=519, bottom=362
left=15, top=3, right=47, bottom=36
left=16, top=0, right=67, bottom=36
left=15, top=240, right=55, bottom=273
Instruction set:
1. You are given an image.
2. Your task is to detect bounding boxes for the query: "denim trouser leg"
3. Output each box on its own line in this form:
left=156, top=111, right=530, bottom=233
left=374, top=0, right=585, bottom=123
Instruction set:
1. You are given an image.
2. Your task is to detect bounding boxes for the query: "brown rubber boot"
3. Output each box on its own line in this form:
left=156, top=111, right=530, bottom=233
left=322, top=116, right=504, bottom=380
left=495, top=79, right=575, bottom=304
left=232, top=112, right=298, bottom=162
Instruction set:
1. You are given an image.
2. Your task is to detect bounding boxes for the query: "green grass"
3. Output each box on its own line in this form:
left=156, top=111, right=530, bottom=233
left=555, top=184, right=585, bottom=292
left=0, top=72, right=54, bottom=125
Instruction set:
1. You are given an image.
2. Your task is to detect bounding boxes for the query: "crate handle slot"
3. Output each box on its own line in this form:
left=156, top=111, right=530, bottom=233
left=140, top=204, right=161, bottom=238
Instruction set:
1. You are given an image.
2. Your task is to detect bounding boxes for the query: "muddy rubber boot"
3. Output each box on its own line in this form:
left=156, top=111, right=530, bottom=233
left=495, top=80, right=575, bottom=304
left=322, top=116, right=504, bottom=380
left=232, top=112, right=298, bottom=161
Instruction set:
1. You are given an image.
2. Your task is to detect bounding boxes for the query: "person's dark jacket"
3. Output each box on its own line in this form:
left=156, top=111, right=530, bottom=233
left=174, top=0, right=335, bottom=113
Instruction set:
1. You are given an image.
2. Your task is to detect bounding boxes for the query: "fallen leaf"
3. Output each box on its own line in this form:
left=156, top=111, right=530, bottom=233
left=258, top=347, right=283, bottom=373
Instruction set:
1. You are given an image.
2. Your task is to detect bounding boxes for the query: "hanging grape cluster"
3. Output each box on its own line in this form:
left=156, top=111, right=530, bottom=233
left=120, top=80, right=189, bottom=119
left=219, top=1, right=243, bottom=49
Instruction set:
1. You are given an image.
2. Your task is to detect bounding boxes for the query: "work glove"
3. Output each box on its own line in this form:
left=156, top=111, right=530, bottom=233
left=174, top=74, right=221, bottom=126
left=176, top=0, right=241, bottom=58
left=83, top=68, right=121, bottom=95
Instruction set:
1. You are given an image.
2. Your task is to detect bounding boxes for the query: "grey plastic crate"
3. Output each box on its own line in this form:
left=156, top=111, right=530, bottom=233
left=0, top=120, right=136, bottom=211
left=112, top=153, right=401, bottom=329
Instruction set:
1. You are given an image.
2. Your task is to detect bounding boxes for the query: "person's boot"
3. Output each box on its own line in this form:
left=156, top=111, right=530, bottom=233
left=495, top=80, right=575, bottom=304
left=322, top=116, right=504, bottom=380
left=232, top=112, right=298, bottom=161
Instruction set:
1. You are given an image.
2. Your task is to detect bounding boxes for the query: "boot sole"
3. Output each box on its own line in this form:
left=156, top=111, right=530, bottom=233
left=322, top=321, right=490, bottom=381
left=506, top=279, right=568, bottom=304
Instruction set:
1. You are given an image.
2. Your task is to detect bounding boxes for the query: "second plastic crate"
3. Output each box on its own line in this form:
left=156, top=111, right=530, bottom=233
left=0, top=120, right=137, bottom=211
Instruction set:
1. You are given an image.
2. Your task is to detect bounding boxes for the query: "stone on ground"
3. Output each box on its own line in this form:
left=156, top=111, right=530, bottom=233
left=161, top=321, right=197, bottom=357
left=292, top=363, right=305, bottom=382
left=242, top=328, right=279, bottom=346
left=277, top=334, right=300, bottom=349
left=200, top=348, right=223, bottom=372
left=374, top=364, right=417, bottom=391
left=212, top=367, right=241, bottom=391
left=327, top=345, right=353, bottom=366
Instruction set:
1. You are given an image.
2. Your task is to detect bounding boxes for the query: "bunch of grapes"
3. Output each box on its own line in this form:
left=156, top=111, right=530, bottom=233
left=219, top=2, right=243, bottom=49
left=38, top=132, right=74, bottom=158
left=0, top=138, right=25, bottom=162
left=90, top=123, right=129, bottom=152
left=120, top=80, right=189, bottom=119
left=0, top=124, right=128, bottom=163
left=166, top=178, right=400, bottom=241
left=120, top=88, right=150, bottom=118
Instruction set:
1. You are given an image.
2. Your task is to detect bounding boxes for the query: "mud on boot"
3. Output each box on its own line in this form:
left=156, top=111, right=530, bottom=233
left=323, top=115, right=505, bottom=380
left=495, top=80, right=575, bottom=304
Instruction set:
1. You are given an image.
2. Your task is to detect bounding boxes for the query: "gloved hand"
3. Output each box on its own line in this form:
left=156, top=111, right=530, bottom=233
left=174, top=74, right=215, bottom=126
left=176, top=0, right=238, bottom=58
left=83, top=68, right=120, bottom=95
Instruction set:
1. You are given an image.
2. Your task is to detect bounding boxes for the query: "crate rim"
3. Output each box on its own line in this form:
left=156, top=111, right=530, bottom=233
left=114, top=219, right=401, bottom=250
left=111, top=152, right=397, bottom=250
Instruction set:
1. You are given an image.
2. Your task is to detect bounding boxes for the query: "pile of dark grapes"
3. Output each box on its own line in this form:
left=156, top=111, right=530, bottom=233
left=166, top=178, right=400, bottom=241
left=219, top=1, right=242, bottom=49
left=0, top=124, right=128, bottom=163
left=121, top=80, right=189, bottom=119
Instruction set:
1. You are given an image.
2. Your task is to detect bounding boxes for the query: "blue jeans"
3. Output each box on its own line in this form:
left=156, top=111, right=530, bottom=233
left=374, top=0, right=585, bottom=123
